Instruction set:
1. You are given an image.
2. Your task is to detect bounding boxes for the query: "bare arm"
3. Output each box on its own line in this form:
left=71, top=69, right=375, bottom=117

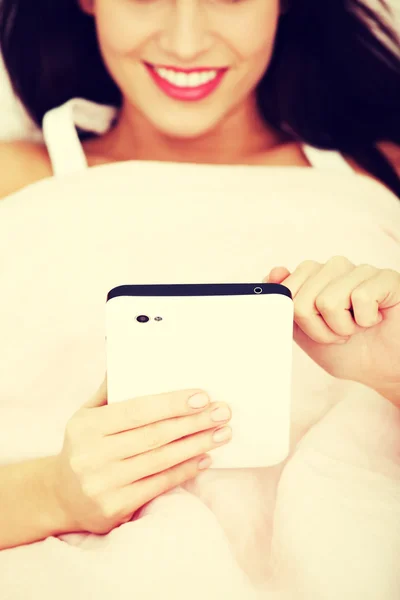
left=0, top=456, right=71, bottom=550
left=0, top=378, right=231, bottom=551
left=378, top=141, right=400, bottom=178
left=0, top=141, right=52, bottom=200
left=0, top=142, right=71, bottom=549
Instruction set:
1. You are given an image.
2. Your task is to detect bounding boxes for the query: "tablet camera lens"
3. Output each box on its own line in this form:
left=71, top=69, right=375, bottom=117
left=254, top=287, right=263, bottom=294
left=136, top=315, right=150, bottom=323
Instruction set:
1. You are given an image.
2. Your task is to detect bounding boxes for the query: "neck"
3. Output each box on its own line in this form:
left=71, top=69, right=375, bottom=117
left=95, top=95, right=289, bottom=165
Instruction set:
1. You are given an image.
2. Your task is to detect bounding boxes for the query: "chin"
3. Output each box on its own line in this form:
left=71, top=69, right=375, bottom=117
left=151, top=114, right=225, bottom=141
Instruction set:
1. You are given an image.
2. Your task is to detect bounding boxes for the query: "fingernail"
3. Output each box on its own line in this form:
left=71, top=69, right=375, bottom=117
left=211, top=406, right=231, bottom=422
left=198, top=456, right=212, bottom=470
left=213, top=426, right=232, bottom=443
left=188, top=393, right=209, bottom=409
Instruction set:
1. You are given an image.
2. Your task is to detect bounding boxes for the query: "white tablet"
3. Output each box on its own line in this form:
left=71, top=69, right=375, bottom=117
left=105, top=283, right=293, bottom=469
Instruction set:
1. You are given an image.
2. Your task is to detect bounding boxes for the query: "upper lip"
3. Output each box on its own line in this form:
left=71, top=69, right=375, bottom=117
left=145, top=62, right=226, bottom=74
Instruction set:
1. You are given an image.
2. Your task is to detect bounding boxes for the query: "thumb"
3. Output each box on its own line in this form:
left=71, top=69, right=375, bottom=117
left=82, top=373, right=108, bottom=408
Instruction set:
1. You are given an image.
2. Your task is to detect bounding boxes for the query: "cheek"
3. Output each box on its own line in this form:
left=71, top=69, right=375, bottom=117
left=228, top=4, right=280, bottom=65
left=94, top=5, right=153, bottom=58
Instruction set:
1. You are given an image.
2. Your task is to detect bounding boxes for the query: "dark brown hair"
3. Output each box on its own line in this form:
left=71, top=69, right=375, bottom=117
left=1, top=0, right=399, bottom=196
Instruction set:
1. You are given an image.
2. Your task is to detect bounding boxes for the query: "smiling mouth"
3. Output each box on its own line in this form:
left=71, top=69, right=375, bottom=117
left=144, top=62, right=228, bottom=89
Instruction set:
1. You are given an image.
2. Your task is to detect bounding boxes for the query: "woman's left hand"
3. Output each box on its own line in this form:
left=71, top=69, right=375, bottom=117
left=263, top=256, right=400, bottom=405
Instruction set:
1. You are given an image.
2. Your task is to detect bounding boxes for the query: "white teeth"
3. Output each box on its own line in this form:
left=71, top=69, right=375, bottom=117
left=154, top=67, right=218, bottom=88
left=176, top=72, right=186, bottom=87
left=188, top=73, right=201, bottom=87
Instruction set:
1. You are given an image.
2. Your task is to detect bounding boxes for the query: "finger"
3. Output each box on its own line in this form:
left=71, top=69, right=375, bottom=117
left=101, top=401, right=231, bottom=462
left=109, top=424, right=232, bottom=487
left=115, top=453, right=213, bottom=517
left=351, top=269, right=400, bottom=327
left=315, top=265, right=379, bottom=334
left=275, top=260, right=323, bottom=298
left=263, top=267, right=291, bottom=284
left=89, top=388, right=210, bottom=436
left=291, top=257, right=355, bottom=343
left=279, top=259, right=341, bottom=343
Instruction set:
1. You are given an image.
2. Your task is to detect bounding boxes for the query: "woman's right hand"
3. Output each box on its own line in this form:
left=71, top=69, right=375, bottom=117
left=51, top=375, right=232, bottom=535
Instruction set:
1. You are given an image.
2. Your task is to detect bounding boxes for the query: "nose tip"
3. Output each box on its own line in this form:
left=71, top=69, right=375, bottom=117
left=158, top=8, right=213, bottom=63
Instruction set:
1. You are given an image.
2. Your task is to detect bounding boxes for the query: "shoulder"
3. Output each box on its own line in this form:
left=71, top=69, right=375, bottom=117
left=377, top=142, right=400, bottom=177
left=0, top=141, right=53, bottom=200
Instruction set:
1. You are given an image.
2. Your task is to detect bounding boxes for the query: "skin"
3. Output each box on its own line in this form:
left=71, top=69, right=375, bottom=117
left=264, top=258, right=400, bottom=407
left=76, top=0, right=394, bottom=177
left=77, top=0, right=400, bottom=410
left=3, top=1, right=399, bottom=595
left=76, top=6, right=400, bottom=595
left=78, top=0, right=297, bottom=164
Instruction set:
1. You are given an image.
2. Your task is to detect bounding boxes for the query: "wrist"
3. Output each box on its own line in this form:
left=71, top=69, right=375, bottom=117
left=0, top=455, right=76, bottom=550
left=41, top=455, right=76, bottom=536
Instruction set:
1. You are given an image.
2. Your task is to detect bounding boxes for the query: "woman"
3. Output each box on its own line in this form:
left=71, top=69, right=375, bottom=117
left=0, top=1, right=399, bottom=599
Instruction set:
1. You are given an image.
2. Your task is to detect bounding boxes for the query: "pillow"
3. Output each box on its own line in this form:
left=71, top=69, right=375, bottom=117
left=0, top=1, right=399, bottom=142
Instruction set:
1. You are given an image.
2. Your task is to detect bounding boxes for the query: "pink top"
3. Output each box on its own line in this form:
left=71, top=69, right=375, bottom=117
left=1, top=98, right=400, bottom=600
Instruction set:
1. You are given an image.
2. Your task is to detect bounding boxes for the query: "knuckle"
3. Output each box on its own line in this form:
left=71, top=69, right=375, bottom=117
left=98, top=500, right=119, bottom=523
left=80, top=475, right=105, bottom=500
left=299, top=260, right=320, bottom=271
left=315, top=295, right=338, bottom=313
left=80, top=476, right=99, bottom=499
left=357, top=263, right=376, bottom=273
left=327, top=254, right=348, bottom=263
left=295, top=303, right=314, bottom=320
left=351, top=288, right=370, bottom=304
left=143, top=427, right=162, bottom=451
left=327, top=255, right=350, bottom=265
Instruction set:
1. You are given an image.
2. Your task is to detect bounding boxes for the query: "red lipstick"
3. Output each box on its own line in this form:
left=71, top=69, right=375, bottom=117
left=144, top=62, right=228, bottom=102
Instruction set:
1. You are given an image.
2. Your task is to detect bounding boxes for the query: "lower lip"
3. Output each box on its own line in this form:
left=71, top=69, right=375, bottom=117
left=145, top=64, right=227, bottom=102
